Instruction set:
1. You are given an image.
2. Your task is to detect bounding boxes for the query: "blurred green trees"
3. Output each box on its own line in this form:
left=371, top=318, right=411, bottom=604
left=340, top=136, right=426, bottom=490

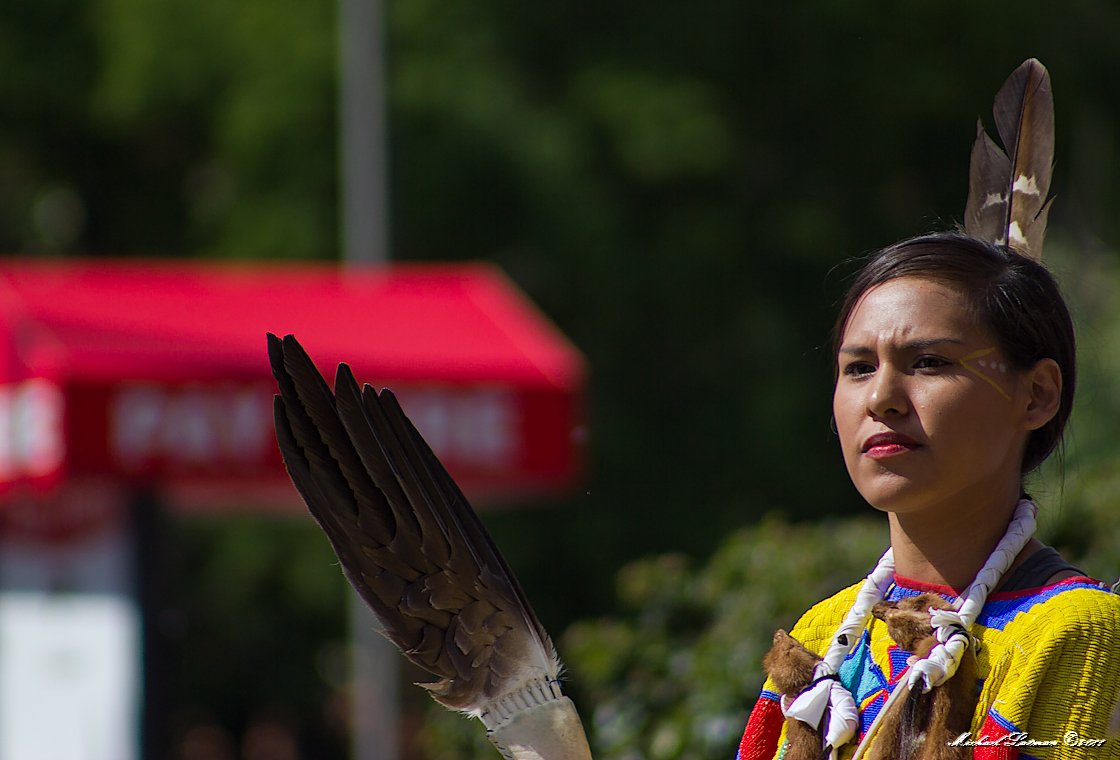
left=3, top=0, right=1120, bottom=757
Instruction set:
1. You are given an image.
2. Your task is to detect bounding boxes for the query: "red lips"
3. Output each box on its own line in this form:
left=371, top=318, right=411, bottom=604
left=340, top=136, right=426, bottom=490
left=862, top=432, right=921, bottom=459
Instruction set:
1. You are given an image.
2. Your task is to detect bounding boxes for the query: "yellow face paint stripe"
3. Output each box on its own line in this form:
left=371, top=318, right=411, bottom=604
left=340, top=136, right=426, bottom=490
left=958, top=347, right=1013, bottom=401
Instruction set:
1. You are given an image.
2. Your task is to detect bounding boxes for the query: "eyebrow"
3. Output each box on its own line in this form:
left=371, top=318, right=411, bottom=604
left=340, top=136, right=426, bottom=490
left=837, top=337, right=967, bottom=356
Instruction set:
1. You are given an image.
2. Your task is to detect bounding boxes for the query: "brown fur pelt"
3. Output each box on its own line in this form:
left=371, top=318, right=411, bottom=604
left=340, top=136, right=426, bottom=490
left=762, top=629, right=830, bottom=760
left=866, top=593, right=978, bottom=760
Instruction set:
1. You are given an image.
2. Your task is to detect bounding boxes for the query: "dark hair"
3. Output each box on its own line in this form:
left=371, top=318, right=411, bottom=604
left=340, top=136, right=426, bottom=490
left=832, top=232, right=1076, bottom=473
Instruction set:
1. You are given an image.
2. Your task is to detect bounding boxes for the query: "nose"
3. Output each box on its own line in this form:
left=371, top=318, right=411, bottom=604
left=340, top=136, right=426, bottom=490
left=867, top=365, right=909, bottom=418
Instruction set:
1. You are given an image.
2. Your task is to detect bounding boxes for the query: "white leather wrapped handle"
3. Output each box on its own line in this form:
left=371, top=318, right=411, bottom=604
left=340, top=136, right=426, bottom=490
left=481, top=680, right=593, bottom=760
left=487, top=697, right=593, bottom=760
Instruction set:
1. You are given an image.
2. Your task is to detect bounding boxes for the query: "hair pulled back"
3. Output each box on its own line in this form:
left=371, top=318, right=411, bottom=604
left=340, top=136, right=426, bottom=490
left=832, top=232, right=1076, bottom=473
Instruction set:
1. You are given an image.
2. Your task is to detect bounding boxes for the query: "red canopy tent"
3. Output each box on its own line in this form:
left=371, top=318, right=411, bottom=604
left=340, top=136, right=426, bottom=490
left=0, top=257, right=585, bottom=534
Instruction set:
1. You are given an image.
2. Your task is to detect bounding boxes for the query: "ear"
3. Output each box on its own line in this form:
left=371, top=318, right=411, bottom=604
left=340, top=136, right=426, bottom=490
left=1023, top=358, right=1062, bottom=431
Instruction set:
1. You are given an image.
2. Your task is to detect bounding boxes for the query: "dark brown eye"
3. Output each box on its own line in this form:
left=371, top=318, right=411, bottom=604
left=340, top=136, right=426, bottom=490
left=842, top=361, right=875, bottom=377
left=914, top=356, right=949, bottom=370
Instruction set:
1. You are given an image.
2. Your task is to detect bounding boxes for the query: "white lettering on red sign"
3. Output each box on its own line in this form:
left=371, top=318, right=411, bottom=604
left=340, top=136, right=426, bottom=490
left=0, top=379, right=66, bottom=483
left=112, top=384, right=274, bottom=470
left=395, top=388, right=516, bottom=470
left=110, top=383, right=517, bottom=475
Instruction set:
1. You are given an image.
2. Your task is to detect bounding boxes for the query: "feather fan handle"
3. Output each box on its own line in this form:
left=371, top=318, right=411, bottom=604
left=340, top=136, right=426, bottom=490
left=268, top=334, right=593, bottom=759
left=963, top=58, right=1055, bottom=259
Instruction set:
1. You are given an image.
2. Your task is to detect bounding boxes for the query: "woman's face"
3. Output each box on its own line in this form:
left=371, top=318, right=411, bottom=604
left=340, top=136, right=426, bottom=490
left=832, top=276, right=1034, bottom=514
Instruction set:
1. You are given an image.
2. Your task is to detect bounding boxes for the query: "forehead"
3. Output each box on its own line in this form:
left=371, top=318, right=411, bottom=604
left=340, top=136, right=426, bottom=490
left=841, top=277, right=984, bottom=346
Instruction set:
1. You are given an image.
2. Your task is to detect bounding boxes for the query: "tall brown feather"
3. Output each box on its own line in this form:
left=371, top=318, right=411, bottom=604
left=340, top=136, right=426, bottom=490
left=963, top=58, right=1055, bottom=259
left=268, top=333, right=560, bottom=714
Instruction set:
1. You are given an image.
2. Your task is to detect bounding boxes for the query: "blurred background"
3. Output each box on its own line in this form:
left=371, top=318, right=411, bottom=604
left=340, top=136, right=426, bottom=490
left=2, top=1, right=1120, bottom=759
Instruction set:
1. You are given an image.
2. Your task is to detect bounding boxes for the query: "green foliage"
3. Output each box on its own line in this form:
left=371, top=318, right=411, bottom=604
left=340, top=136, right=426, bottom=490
left=91, top=0, right=338, bottom=259
left=1029, top=238, right=1120, bottom=582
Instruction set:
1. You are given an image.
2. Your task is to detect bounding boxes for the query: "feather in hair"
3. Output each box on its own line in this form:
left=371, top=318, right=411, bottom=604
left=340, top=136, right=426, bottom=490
left=963, top=58, right=1055, bottom=259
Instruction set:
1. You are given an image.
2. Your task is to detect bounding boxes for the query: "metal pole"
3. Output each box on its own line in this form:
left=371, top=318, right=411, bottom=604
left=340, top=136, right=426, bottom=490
left=339, top=0, right=389, bottom=265
left=349, top=592, right=399, bottom=760
left=339, top=0, right=398, bottom=757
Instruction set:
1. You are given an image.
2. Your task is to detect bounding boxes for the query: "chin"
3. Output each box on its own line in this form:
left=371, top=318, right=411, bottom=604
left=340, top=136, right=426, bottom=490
left=850, top=470, right=934, bottom=514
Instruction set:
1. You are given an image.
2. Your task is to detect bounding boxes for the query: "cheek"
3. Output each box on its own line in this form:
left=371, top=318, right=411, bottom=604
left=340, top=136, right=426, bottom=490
left=946, top=377, right=1000, bottom=411
left=831, top=388, right=863, bottom=449
left=920, top=384, right=1009, bottom=445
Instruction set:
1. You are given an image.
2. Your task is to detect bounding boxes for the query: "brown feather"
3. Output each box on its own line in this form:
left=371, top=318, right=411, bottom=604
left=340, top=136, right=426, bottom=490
left=964, top=120, right=1012, bottom=248
left=269, top=333, right=561, bottom=712
left=963, top=58, right=1055, bottom=259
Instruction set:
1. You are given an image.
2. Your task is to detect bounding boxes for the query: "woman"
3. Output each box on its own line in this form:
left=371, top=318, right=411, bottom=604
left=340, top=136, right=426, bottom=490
left=735, top=58, right=1120, bottom=760
left=736, top=232, right=1120, bottom=760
